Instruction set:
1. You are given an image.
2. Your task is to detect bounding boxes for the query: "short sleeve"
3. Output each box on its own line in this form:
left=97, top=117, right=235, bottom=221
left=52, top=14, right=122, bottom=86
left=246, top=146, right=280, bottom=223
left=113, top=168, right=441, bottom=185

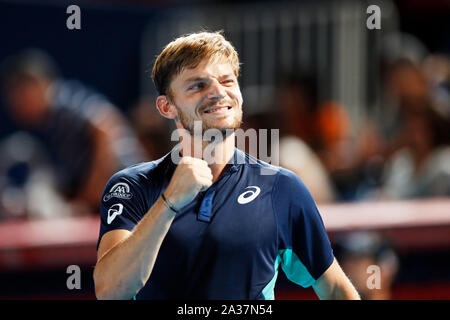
left=97, top=172, right=148, bottom=250
left=272, top=169, right=334, bottom=288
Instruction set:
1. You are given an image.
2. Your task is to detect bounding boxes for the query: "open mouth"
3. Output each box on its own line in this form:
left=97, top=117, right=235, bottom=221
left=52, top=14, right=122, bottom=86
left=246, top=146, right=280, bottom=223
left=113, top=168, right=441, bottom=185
left=203, top=106, right=232, bottom=114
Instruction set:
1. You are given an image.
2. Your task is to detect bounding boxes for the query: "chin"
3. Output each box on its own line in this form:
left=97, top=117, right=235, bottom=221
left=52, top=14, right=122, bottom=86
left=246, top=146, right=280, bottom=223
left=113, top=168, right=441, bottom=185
left=207, top=119, right=241, bottom=131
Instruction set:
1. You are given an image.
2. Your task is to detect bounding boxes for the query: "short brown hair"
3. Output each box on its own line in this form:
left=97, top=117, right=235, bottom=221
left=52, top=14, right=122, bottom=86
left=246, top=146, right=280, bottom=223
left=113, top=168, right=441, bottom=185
left=151, top=31, right=240, bottom=96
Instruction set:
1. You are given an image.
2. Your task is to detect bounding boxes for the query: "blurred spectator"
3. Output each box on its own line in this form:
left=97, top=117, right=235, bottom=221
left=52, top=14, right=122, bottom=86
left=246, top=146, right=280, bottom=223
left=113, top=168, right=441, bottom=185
left=0, top=49, right=145, bottom=217
left=381, top=32, right=429, bottom=67
left=315, top=100, right=358, bottom=173
left=380, top=58, right=450, bottom=199
left=128, top=95, right=173, bottom=160
left=276, top=74, right=318, bottom=147
left=0, top=131, right=72, bottom=220
left=333, top=232, right=399, bottom=300
left=422, top=54, right=450, bottom=120
left=275, top=74, right=367, bottom=201
left=317, top=102, right=387, bottom=201
left=275, top=57, right=450, bottom=201
left=278, top=136, right=335, bottom=203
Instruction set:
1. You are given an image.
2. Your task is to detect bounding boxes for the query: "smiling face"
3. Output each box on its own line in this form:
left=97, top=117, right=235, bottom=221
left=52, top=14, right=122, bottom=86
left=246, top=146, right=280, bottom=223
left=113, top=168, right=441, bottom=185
left=152, top=32, right=243, bottom=136
left=165, top=57, right=243, bottom=135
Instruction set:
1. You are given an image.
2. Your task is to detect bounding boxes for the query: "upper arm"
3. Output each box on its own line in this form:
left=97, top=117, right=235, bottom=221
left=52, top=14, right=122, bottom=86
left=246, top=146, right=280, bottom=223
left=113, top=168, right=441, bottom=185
left=97, top=229, right=132, bottom=262
left=312, top=258, right=360, bottom=300
left=96, top=171, right=149, bottom=256
left=274, top=169, right=334, bottom=287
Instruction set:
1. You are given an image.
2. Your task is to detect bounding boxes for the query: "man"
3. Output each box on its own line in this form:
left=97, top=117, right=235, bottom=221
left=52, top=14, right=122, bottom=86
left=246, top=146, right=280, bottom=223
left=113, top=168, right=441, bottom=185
left=94, top=31, right=360, bottom=300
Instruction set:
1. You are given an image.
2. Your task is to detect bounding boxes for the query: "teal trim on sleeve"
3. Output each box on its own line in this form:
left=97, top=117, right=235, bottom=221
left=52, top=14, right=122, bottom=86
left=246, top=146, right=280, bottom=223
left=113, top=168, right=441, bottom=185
left=279, top=249, right=316, bottom=288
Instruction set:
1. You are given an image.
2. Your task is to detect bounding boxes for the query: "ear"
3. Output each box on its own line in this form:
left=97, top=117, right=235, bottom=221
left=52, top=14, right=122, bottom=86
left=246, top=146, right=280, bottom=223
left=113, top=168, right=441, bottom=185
left=156, top=95, right=178, bottom=120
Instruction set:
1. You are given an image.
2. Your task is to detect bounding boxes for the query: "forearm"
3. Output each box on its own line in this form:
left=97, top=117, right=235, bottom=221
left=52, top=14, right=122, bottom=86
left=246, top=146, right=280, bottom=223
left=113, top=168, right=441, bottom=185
left=94, top=197, right=176, bottom=299
left=322, top=280, right=361, bottom=300
left=313, top=259, right=361, bottom=300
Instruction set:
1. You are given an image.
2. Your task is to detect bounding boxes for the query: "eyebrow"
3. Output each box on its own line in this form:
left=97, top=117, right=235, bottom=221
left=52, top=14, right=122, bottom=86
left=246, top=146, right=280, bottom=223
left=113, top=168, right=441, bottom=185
left=183, top=74, right=235, bottom=84
left=184, top=77, right=209, bottom=84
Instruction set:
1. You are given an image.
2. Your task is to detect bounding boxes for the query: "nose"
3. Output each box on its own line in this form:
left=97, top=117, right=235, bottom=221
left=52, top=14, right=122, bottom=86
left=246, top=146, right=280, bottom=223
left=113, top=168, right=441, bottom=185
left=206, top=79, right=226, bottom=101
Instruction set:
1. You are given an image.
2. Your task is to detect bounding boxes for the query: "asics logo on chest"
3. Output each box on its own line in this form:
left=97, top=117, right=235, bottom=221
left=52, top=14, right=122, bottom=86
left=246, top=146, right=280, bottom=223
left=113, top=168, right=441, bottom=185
left=237, top=186, right=261, bottom=204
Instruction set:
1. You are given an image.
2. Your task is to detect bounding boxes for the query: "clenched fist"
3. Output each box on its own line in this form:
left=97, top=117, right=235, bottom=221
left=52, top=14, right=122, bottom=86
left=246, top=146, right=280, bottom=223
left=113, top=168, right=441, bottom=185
left=163, top=156, right=213, bottom=211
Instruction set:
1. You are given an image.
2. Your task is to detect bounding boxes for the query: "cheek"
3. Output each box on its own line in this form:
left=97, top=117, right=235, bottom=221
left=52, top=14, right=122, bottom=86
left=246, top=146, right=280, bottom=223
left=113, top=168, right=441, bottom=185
left=229, top=88, right=243, bottom=105
left=173, top=96, right=199, bottom=113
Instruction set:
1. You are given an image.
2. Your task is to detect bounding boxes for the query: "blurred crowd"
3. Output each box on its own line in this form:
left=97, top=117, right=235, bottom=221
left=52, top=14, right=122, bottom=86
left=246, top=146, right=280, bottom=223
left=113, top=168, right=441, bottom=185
left=243, top=53, right=450, bottom=204
left=0, top=49, right=148, bottom=219
left=0, top=41, right=449, bottom=221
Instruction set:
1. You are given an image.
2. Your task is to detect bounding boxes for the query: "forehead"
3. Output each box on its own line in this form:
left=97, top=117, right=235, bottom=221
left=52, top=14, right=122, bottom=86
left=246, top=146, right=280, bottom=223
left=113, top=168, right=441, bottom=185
left=173, top=58, right=237, bottom=84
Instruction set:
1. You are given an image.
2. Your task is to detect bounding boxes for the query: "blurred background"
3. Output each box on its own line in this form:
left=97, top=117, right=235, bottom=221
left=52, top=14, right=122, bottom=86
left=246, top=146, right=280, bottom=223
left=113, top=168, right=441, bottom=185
left=0, top=0, right=449, bottom=299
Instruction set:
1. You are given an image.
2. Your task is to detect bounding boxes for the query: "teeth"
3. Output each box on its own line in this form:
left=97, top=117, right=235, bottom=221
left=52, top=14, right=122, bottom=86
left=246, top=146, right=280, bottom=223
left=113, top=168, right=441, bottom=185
left=205, top=106, right=228, bottom=113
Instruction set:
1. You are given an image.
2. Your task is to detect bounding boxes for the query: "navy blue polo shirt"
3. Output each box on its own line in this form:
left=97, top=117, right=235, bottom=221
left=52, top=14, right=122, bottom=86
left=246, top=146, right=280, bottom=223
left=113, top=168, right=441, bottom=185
left=97, top=147, right=334, bottom=300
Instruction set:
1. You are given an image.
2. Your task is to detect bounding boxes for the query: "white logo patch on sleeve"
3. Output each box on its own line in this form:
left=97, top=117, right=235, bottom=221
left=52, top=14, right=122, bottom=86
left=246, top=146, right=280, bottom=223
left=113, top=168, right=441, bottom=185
left=107, top=203, right=124, bottom=224
left=237, top=186, right=261, bottom=204
left=103, top=182, right=133, bottom=202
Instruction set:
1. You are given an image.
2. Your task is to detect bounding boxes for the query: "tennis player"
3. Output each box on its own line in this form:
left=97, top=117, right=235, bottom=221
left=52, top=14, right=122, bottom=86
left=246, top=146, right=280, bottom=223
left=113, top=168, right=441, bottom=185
left=93, top=31, right=360, bottom=300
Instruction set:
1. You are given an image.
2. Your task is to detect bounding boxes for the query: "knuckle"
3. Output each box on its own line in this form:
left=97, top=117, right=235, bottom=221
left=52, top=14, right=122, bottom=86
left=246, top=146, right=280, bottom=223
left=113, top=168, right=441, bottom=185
left=181, top=156, right=193, bottom=164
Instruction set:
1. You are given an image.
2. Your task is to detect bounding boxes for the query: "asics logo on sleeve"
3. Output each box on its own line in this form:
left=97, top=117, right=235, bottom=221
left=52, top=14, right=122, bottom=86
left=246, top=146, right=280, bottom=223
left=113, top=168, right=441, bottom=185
left=107, top=203, right=124, bottom=224
left=237, top=186, right=261, bottom=204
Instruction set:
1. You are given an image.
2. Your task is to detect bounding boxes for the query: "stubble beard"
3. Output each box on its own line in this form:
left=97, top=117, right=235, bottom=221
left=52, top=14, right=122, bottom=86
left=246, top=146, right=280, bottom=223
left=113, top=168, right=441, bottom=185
left=176, top=101, right=243, bottom=138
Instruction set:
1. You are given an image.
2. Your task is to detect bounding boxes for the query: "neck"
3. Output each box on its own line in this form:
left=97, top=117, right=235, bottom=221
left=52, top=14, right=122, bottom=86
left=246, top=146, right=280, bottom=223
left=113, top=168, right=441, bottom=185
left=180, top=131, right=235, bottom=182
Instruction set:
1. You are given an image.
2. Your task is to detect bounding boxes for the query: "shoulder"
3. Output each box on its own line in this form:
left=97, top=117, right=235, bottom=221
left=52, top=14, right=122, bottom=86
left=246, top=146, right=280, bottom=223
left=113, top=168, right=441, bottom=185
left=238, top=149, right=280, bottom=177
left=271, top=166, right=317, bottom=209
left=274, top=167, right=307, bottom=191
left=105, top=155, right=169, bottom=191
left=236, top=150, right=313, bottom=205
left=237, top=149, right=309, bottom=195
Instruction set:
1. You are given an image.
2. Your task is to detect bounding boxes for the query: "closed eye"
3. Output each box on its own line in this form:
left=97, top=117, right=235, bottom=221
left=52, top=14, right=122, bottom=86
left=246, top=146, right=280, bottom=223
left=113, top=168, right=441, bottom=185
left=221, top=79, right=235, bottom=86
